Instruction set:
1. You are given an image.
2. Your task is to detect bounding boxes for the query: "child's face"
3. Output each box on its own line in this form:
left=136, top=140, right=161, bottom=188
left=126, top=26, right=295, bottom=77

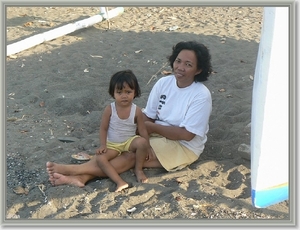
left=114, top=83, right=135, bottom=106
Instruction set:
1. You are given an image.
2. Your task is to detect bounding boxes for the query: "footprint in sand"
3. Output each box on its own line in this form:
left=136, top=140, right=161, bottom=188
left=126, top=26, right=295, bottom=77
left=224, top=168, right=251, bottom=199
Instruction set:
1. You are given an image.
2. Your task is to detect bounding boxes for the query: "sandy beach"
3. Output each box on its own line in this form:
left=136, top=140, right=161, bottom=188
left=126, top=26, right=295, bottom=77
left=5, top=6, right=290, bottom=226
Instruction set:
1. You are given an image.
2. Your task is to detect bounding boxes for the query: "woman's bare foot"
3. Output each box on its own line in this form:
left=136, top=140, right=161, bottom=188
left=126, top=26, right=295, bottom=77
left=46, top=161, right=77, bottom=176
left=46, top=161, right=55, bottom=180
left=46, top=161, right=62, bottom=175
left=134, top=169, right=148, bottom=183
left=50, top=173, right=85, bottom=187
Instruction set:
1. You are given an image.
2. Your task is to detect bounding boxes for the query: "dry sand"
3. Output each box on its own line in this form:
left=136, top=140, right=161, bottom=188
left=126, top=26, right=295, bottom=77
left=5, top=6, right=289, bottom=225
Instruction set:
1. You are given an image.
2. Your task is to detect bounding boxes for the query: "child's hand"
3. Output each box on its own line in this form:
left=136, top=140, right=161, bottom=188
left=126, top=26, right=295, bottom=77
left=96, top=146, right=107, bottom=155
left=145, top=148, right=156, bottom=161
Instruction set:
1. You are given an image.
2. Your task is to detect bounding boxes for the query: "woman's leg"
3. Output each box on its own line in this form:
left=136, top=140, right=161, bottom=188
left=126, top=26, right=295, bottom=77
left=47, top=156, right=103, bottom=177
left=49, top=173, right=94, bottom=187
left=46, top=151, right=136, bottom=187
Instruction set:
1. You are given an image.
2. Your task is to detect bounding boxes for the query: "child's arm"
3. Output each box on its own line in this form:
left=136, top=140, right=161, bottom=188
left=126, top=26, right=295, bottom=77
left=135, top=107, right=150, bottom=142
left=96, top=105, right=111, bottom=155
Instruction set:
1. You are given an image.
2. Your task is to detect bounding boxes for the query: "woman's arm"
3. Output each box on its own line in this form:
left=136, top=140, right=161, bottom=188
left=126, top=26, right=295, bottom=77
left=145, top=121, right=195, bottom=141
left=136, top=107, right=150, bottom=141
left=142, top=112, right=155, bottom=123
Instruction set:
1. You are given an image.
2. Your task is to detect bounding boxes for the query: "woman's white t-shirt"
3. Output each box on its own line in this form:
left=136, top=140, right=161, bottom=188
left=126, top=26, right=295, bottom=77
left=143, top=75, right=212, bottom=156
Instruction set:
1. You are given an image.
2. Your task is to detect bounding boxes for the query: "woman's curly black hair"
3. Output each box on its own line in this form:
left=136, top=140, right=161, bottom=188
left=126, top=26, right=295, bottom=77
left=168, top=41, right=213, bottom=82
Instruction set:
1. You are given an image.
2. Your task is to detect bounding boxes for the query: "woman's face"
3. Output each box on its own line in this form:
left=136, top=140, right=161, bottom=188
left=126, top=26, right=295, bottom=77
left=173, top=49, right=202, bottom=88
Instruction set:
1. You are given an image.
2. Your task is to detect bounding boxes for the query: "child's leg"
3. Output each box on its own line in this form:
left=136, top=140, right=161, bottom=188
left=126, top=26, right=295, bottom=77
left=129, top=137, right=150, bottom=183
left=96, top=150, right=130, bottom=192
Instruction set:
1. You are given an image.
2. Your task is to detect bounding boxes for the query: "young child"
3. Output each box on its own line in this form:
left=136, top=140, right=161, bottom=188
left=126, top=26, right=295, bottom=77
left=96, top=69, right=150, bottom=192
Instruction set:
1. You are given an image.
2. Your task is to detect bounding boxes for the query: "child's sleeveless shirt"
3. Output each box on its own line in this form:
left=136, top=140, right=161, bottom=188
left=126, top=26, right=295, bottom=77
left=107, top=102, right=137, bottom=143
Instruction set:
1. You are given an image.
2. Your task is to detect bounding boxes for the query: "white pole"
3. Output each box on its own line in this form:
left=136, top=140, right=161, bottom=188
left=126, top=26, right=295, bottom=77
left=7, top=7, right=124, bottom=56
left=99, top=7, right=124, bottom=20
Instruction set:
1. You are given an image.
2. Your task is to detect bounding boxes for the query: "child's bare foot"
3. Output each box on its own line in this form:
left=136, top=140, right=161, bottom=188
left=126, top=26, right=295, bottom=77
left=50, top=173, right=85, bottom=187
left=134, top=169, right=148, bottom=183
left=115, top=182, right=133, bottom=192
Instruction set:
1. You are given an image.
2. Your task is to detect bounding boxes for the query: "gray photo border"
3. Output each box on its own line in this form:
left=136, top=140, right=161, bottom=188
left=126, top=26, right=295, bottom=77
left=1, top=0, right=298, bottom=228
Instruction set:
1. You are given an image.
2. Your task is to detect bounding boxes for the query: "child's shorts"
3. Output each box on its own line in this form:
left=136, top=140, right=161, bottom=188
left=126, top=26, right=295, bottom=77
left=107, top=135, right=140, bottom=155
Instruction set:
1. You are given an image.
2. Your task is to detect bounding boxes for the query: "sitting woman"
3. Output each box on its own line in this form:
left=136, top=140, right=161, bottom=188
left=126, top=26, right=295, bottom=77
left=46, top=40, right=213, bottom=189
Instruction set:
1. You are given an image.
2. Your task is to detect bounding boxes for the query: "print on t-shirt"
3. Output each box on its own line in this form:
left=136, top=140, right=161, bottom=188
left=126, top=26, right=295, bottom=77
left=156, top=94, right=166, bottom=120
left=158, top=95, right=166, bottom=110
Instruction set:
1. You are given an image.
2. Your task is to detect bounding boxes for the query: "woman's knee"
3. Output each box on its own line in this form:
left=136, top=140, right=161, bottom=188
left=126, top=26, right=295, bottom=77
left=122, top=151, right=136, bottom=161
left=95, top=154, right=107, bottom=164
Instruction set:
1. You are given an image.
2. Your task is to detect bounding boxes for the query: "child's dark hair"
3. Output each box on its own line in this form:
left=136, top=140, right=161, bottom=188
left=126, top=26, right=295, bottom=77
left=108, top=69, right=141, bottom=98
left=168, top=41, right=213, bottom=82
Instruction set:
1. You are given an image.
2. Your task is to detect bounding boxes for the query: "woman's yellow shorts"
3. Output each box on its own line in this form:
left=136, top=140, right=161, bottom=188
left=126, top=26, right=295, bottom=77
left=149, top=135, right=199, bottom=172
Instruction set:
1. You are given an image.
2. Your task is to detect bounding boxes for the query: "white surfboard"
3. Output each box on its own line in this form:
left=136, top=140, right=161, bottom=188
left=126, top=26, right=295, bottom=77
left=251, top=7, right=289, bottom=208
